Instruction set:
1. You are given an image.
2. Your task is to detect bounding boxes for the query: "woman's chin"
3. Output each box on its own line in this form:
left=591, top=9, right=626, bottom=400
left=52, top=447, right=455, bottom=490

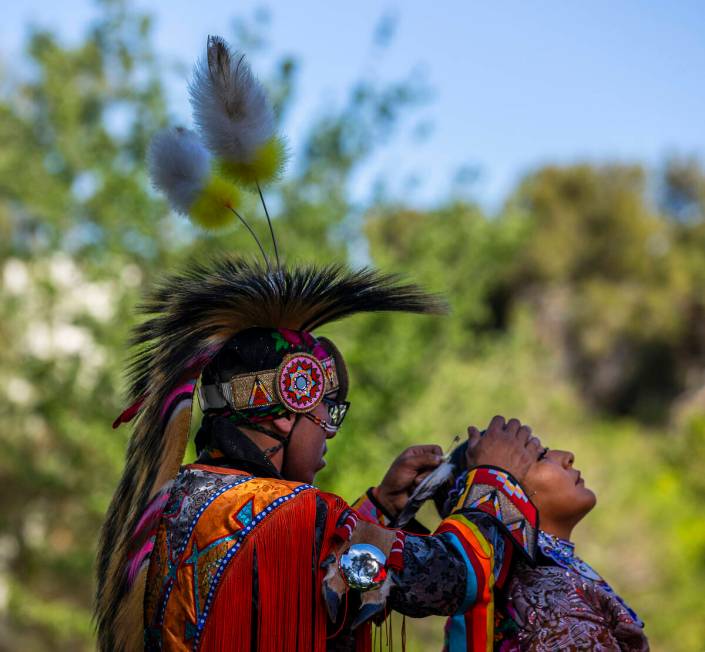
left=579, top=486, right=598, bottom=511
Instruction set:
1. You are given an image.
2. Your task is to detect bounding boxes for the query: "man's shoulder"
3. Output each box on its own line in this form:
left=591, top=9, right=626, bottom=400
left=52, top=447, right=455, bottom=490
left=161, top=465, right=314, bottom=544
left=179, top=463, right=314, bottom=510
left=178, top=463, right=307, bottom=496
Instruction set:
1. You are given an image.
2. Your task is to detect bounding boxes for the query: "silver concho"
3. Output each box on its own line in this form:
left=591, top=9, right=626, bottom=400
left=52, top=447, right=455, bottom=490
left=338, top=543, right=388, bottom=591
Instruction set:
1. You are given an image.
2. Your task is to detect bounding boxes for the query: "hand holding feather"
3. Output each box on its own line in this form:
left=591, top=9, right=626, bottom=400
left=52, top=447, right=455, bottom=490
left=392, top=416, right=542, bottom=528
left=373, top=444, right=444, bottom=517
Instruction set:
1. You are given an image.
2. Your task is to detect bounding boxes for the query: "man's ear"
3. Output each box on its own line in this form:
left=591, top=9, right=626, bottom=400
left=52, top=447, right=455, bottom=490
left=271, top=412, right=296, bottom=435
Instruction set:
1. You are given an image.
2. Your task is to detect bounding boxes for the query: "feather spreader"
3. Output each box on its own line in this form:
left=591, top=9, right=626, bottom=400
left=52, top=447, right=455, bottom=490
left=218, top=135, right=288, bottom=185
left=147, top=127, right=211, bottom=214
left=189, top=36, right=277, bottom=170
left=188, top=174, right=241, bottom=229
left=148, top=127, right=241, bottom=230
left=95, top=257, right=446, bottom=651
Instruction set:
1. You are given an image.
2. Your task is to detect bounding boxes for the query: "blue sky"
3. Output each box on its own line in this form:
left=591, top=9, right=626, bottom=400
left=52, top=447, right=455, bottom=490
left=2, top=0, right=704, bottom=209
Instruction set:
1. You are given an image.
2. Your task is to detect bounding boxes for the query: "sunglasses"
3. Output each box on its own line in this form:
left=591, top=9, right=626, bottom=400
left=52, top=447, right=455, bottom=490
left=322, top=397, right=350, bottom=428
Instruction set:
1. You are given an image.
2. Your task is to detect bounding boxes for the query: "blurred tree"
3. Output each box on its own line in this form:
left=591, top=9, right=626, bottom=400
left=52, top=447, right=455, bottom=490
left=0, top=254, right=128, bottom=650
left=0, top=1, right=170, bottom=648
left=660, top=156, right=705, bottom=224
left=502, top=164, right=705, bottom=421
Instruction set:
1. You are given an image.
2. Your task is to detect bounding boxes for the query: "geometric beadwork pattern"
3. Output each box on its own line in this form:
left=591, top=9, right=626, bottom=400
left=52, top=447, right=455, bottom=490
left=248, top=377, right=274, bottom=407
left=487, top=469, right=529, bottom=503
left=351, top=492, right=391, bottom=527
left=190, top=482, right=312, bottom=650
left=460, top=467, right=538, bottom=562
left=276, top=353, right=326, bottom=413
left=184, top=533, right=239, bottom=632
left=224, top=354, right=340, bottom=411
left=235, top=498, right=254, bottom=528
left=321, top=356, right=337, bottom=386
left=469, top=490, right=504, bottom=523
left=506, top=519, right=527, bottom=551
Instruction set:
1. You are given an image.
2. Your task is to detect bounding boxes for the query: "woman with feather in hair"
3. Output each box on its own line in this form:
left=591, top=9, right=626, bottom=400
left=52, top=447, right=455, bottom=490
left=95, top=36, right=544, bottom=651
left=490, top=444, right=648, bottom=651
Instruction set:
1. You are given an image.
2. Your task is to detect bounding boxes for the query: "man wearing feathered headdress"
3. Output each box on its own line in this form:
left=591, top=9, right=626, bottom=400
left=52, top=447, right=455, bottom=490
left=95, top=37, right=543, bottom=652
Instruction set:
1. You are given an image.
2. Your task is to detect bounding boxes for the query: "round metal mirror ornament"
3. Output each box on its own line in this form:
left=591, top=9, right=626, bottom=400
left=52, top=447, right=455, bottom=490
left=338, top=543, right=388, bottom=591
left=276, top=353, right=326, bottom=413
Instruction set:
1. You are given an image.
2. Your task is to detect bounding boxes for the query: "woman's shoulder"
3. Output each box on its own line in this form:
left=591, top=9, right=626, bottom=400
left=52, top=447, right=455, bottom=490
left=504, top=563, right=649, bottom=651
left=508, top=563, right=588, bottom=615
left=509, top=561, right=622, bottom=618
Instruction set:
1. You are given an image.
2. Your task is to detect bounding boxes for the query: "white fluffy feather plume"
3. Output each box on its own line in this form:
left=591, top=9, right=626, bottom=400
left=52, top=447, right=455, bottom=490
left=147, top=127, right=211, bottom=214
left=189, top=35, right=275, bottom=163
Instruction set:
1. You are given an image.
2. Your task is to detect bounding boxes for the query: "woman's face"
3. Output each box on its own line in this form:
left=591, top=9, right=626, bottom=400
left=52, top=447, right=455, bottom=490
left=523, top=449, right=597, bottom=534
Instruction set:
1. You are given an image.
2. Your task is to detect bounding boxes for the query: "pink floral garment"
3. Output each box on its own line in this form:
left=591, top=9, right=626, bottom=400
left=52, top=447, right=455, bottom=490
left=501, top=563, right=649, bottom=651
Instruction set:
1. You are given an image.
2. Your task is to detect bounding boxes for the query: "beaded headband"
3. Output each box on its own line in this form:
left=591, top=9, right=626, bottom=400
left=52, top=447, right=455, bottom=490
left=199, top=352, right=340, bottom=414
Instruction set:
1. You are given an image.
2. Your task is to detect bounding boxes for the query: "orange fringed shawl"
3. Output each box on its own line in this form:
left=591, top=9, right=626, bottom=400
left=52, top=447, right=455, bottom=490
left=144, top=465, right=370, bottom=651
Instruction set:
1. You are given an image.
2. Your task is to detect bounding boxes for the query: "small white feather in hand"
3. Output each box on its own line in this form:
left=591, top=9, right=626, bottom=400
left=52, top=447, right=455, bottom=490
left=189, top=35, right=275, bottom=163
left=148, top=127, right=211, bottom=214
left=394, top=461, right=456, bottom=529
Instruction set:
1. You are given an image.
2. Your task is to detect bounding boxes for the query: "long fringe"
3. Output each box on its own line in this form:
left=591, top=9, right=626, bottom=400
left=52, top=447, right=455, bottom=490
left=199, top=537, right=256, bottom=651
left=256, top=490, right=318, bottom=651
left=199, top=489, right=319, bottom=651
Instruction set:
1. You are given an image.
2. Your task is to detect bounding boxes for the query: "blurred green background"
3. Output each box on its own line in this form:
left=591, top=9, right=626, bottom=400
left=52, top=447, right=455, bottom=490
left=1, top=1, right=704, bottom=650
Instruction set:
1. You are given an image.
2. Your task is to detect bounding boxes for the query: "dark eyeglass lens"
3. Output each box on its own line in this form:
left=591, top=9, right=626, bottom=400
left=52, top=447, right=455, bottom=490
left=324, top=399, right=348, bottom=426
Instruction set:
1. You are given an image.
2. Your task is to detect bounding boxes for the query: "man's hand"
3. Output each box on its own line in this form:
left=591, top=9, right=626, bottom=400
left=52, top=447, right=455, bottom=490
left=466, top=415, right=542, bottom=484
left=373, top=445, right=444, bottom=517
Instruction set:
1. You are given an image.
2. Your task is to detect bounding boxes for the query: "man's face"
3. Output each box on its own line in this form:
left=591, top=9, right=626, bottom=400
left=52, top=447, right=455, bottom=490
left=281, top=402, right=336, bottom=484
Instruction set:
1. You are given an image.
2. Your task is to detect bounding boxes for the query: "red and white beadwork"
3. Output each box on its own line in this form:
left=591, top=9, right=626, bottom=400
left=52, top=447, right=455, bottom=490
left=276, top=353, right=326, bottom=413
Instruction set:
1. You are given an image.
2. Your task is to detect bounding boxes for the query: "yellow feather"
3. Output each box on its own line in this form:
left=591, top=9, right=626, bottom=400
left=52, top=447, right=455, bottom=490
left=218, top=136, right=287, bottom=186
left=188, top=174, right=240, bottom=229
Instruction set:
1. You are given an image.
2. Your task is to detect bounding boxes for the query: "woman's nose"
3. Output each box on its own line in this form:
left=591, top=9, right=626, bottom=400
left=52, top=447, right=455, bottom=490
left=560, top=450, right=575, bottom=468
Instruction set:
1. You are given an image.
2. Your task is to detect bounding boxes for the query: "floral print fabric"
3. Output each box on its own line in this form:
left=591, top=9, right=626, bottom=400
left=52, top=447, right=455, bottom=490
left=500, top=535, right=649, bottom=652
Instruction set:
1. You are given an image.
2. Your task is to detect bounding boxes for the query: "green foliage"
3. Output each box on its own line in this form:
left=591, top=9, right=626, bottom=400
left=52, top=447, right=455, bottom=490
left=501, top=163, right=705, bottom=419
left=0, top=3, right=703, bottom=651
